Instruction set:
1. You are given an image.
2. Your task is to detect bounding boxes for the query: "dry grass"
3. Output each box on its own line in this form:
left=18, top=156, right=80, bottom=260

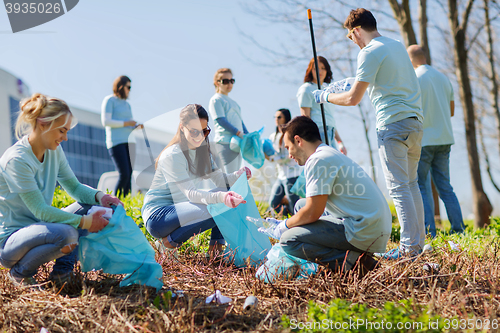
left=1, top=236, right=500, bottom=332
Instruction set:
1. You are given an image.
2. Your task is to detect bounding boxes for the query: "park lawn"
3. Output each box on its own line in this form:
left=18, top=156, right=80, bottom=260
left=0, top=189, right=498, bottom=332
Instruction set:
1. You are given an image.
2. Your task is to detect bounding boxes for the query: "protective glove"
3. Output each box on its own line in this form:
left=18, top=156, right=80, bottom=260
left=96, top=192, right=123, bottom=208
left=80, top=209, right=109, bottom=233
left=312, top=90, right=330, bottom=104
left=236, top=166, right=252, bottom=180
left=223, top=191, right=246, bottom=208
left=258, top=218, right=289, bottom=239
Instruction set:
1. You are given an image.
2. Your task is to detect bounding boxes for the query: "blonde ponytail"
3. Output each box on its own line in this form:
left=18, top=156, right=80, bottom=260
left=15, top=93, right=73, bottom=139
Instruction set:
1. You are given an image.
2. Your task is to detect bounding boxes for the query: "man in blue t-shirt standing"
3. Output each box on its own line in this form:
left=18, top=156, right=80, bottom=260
left=313, top=8, right=424, bottom=259
left=407, top=45, right=465, bottom=238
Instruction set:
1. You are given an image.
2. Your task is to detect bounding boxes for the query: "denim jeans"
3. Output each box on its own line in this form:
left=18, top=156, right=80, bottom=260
left=319, top=126, right=337, bottom=149
left=417, top=144, right=464, bottom=237
left=279, top=198, right=362, bottom=271
left=146, top=201, right=225, bottom=247
left=0, top=202, right=91, bottom=279
left=268, top=177, right=300, bottom=216
left=377, top=117, right=425, bottom=254
left=109, top=143, right=135, bottom=197
left=214, top=143, right=242, bottom=174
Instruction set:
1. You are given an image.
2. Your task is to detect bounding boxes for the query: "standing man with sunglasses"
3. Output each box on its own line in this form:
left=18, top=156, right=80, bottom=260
left=313, top=8, right=424, bottom=259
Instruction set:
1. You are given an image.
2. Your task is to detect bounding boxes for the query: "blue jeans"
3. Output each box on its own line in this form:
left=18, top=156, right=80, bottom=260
left=268, top=177, right=300, bottom=216
left=0, top=203, right=91, bottom=279
left=417, top=145, right=464, bottom=237
left=109, top=143, right=135, bottom=197
left=377, top=117, right=425, bottom=254
left=146, top=202, right=225, bottom=247
left=318, top=126, right=337, bottom=149
left=279, top=199, right=363, bottom=271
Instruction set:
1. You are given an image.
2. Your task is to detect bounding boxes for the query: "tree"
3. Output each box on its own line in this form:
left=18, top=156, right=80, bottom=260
left=448, top=0, right=492, bottom=227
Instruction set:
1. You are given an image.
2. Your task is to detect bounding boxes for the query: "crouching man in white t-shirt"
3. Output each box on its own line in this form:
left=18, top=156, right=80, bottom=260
left=269, top=116, right=392, bottom=275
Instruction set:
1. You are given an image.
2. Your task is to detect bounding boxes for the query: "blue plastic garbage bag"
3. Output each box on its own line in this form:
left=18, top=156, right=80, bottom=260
left=262, top=138, right=275, bottom=156
left=240, top=127, right=265, bottom=168
left=79, top=205, right=163, bottom=291
left=290, top=170, right=306, bottom=198
left=207, top=174, right=271, bottom=267
left=256, top=243, right=318, bottom=283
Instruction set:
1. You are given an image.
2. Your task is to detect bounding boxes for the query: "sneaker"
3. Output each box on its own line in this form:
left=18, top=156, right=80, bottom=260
left=155, top=240, right=178, bottom=258
left=356, top=254, right=379, bottom=278
left=375, top=248, right=420, bottom=260
left=8, top=270, right=39, bottom=288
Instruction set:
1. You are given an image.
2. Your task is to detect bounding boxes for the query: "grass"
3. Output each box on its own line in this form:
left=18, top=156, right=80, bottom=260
left=0, top=190, right=499, bottom=332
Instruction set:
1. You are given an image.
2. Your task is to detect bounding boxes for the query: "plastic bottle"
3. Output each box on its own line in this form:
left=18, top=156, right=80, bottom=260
left=246, top=216, right=279, bottom=239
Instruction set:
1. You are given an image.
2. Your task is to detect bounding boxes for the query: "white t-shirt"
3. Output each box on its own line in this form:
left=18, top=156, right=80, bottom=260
left=208, top=93, right=244, bottom=144
left=0, top=136, right=76, bottom=245
left=415, top=65, right=455, bottom=146
left=356, top=36, right=423, bottom=129
left=304, top=144, right=392, bottom=253
left=297, top=82, right=336, bottom=130
left=268, top=132, right=302, bottom=180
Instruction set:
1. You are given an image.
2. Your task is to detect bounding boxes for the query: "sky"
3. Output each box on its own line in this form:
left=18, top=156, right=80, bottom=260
left=1, top=0, right=499, bottom=219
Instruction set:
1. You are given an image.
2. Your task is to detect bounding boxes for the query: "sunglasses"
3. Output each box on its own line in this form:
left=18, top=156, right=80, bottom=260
left=346, top=26, right=361, bottom=40
left=186, top=125, right=211, bottom=138
left=275, top=116, right=283, bottom=119
left=219, top=78, right=235, bottom=85
left=124, top=85, right=131, bottom=90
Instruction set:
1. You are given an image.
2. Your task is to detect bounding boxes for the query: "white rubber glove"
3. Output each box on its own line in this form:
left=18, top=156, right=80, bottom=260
left=312, top=90, right=330, bottom=104
left=258, top=218, right=289, bottom=239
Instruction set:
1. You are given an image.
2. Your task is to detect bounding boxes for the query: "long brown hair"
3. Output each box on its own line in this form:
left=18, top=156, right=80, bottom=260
left=303, top=56, right=333, bottom=84
left=113, top=75, right=131, bottom=100
left=155, top=104, right=212, bottom=178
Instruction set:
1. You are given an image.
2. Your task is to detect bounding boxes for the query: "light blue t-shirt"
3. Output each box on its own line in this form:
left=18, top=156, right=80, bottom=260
left=297, top=82, right=336, bottom=130
left=208, top=93, right=244, bottom=144
left=356, top=36, right=423, bottom=129
left=415, top=65, right=455, bottom=146
left=101, top=95, right=136, bottom=149
left=304, top=144, right=392, bottom=253
left=0, top=136, right=77, bottom=245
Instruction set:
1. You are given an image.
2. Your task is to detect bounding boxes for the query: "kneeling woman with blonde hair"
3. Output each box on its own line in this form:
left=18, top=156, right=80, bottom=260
left=142, top=104, right=251, bottom=256
left=0, top=93, right=122, bottom=287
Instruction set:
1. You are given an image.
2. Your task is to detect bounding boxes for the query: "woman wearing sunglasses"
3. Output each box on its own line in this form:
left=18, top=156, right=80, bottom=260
left=297, top=57, right=347, bottom=154
left=267, top=108, right=302, bottom=216
left=208, top=68, right=249, bottom=173
left=142, top=104, right=251, bottom=257
left=101, top=75, right=143, bottom=197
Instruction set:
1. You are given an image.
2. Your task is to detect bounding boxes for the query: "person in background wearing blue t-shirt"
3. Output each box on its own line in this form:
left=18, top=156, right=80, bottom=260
left=313, top=8, right=424, bottom=259
left=101, top=75, right=143, bottom=197
left=0, top=93, right=122, bottom=287
left=407, top=45, right=465, bottom=237
left=267, top=108, right=302, bottom=216
left=259, top=116, right=391, bottom=275
left=142, top=104, right=251, bottom=258
left=208, top=68, right=249, bottom=174
left=297, top=57, right=347, bottom=153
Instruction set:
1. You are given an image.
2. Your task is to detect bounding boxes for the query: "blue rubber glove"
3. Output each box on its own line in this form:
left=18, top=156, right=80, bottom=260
left=312, top=90, right=330, bottom=104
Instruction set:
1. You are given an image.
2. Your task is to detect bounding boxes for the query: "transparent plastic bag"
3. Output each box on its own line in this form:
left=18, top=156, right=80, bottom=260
left=256, top=243, right=318, bottom=283
left=79, top=205, right=163, bottom=291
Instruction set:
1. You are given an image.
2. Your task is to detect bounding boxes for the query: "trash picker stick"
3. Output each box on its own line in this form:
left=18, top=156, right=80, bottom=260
left=141, top=126, right=155, bottom=164
left=307, top=9, right=329, bottom=145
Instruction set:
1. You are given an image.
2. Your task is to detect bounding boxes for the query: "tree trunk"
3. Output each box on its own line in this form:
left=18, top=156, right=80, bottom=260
left=448, top=0, right=492, bottom=227
left=418, top=0, right=431, bottom=64
left=387, top=0, right=418, bottom=46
